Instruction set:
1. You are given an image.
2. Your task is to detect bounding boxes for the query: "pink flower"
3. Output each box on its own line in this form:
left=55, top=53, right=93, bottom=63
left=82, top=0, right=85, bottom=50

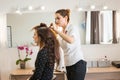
left=30, top=50, right=33, bottom=55
left=18, top=46, right=24, bottom=50
left=25, top=47, right=29, bottom=54
left=16, top=45, right=33, bottom=65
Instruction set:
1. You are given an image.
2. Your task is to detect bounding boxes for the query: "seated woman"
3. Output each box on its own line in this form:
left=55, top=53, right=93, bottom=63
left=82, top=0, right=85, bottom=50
left=29, top=23, right=60, bottom=80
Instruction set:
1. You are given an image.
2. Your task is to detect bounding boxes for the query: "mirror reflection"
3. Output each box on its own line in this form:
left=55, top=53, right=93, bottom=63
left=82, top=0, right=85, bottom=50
left=7, top=10, right=120, bottom=47
left=85, top=10, right=120, bottom=44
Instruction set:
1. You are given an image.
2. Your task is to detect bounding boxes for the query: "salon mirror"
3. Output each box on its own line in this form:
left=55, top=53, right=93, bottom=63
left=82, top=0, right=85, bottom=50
left=7, top=10, right=120, bottom=47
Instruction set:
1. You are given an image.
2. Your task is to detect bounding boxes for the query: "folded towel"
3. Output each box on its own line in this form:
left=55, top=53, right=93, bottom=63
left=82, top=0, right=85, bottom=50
left=55, top=47, right=66, bottom=72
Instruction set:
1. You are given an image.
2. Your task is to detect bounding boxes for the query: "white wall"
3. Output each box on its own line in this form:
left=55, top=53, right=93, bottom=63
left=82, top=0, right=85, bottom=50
left=0, top=47, right=39, bottom=80
left=0, top=14, right=7, bottom=48
left=0, top=44, right=120, bottom=80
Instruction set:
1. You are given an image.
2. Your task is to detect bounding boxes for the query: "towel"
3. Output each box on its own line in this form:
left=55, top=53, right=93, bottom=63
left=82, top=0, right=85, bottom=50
left=55, top=47, right=66, bottom=72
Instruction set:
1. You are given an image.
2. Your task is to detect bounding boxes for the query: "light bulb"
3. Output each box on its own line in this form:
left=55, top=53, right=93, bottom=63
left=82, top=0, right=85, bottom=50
left=28, top=6, right=33, bottom=10
left=90, top=5, right=95, bottom=10
left=103, top=6, right=108, bottom=10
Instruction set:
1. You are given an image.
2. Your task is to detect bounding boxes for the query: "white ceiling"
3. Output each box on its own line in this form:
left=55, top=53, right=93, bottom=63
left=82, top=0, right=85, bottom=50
left=0, top=0, right=120, bottom=13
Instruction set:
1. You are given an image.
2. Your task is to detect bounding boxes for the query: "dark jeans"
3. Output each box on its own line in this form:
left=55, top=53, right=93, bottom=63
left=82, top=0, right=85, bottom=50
left=66, top=60, right=87, bottom=80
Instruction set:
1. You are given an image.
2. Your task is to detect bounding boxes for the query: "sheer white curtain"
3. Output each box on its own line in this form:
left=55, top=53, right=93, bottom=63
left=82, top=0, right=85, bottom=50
left=0, top=14, right=7, bottom=48
left=85, top=11, right=91, bottom=44
left=100, top=11, right=113, bottom=44
left=116, top=11, right=120, bottom=43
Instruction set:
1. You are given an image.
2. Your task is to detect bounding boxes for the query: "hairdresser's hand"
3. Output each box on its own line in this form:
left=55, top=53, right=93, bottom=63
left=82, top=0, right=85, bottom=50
left=49, top=23, right=59, bottom=34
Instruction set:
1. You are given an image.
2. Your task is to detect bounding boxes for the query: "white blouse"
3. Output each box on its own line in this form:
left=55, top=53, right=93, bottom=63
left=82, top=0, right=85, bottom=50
left=59, top=24, right=84, bottom=66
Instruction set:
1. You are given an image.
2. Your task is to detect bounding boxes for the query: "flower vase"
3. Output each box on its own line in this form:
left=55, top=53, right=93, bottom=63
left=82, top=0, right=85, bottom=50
left=20, top=61, right=26, bottom=69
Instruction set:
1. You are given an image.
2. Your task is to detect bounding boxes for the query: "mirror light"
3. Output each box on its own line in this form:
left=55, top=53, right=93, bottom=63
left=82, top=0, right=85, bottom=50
left=103, top=6, right=108, bottom=10
left=90, top=5, right=95, bottom=10
left=40, top=6, right=45, bottom=10
left=77, top=8, right=83, bottom=11
left=14, top=5, right=45, bottom=14
left=28, top=6, right=33, bottom=10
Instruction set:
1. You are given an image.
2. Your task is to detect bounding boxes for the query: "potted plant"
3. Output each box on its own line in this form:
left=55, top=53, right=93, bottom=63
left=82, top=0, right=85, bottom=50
left=16, top=45, right=33, bottom=69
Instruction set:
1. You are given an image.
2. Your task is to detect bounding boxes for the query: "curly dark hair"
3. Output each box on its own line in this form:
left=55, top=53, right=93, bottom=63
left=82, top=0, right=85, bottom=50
left=32, top=23, right=60, bottom=66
